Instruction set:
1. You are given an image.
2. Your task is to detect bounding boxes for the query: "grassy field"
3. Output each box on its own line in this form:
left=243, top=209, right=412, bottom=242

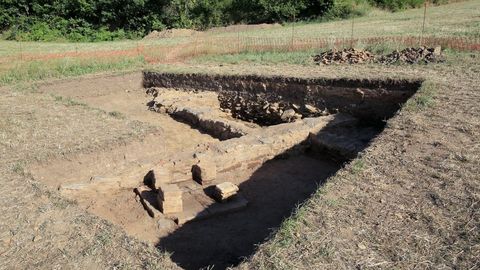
left=0, top=0, right=478, bottom=87
left=1, top=1, right=479, bottom=269
left=215, top=0, right=480, bottom=39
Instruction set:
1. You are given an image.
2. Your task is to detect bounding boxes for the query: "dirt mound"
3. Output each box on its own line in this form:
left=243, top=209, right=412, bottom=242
left=377, top=46, right=444, bottom=64
left=144, top=28, right=199, bottom=39
left=313, top=48, right=375, bottom=65
left=206, top=23, right=282, bottom=34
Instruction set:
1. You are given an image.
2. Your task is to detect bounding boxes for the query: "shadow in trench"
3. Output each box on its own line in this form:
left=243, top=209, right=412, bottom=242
left=155, top=119, right=384, bottom=270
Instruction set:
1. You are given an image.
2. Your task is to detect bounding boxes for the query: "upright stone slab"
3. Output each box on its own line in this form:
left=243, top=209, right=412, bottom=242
left=191, top=159, right=217, bottom=185
left=158, top=183, right=183, bottom=214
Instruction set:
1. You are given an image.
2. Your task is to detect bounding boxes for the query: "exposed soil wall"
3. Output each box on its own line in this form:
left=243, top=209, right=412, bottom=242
left=143, top=71, right=422, bottom=121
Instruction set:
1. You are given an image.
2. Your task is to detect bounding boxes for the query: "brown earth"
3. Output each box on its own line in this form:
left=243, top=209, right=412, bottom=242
left=144, top=29, right=199, bottom=39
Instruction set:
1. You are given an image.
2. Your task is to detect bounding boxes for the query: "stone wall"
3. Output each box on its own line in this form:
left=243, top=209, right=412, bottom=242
left=143, top=71, right=422, bottom=121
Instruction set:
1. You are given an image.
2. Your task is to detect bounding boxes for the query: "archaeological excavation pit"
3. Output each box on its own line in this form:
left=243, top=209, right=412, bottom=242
left=29, top=72, right=422, bottom=270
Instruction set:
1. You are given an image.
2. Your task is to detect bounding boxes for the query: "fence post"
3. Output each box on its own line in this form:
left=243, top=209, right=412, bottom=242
left=351, top=15, right=355, bottom=48
left=19, top=41, right=23, bottom=61
left=237, top=31, right=240, bottom=54
left=194, top=37, right=198, bottom=57
left=291, top=14, right=295, bottom=50
left=420, top=1, right=427, bottom=46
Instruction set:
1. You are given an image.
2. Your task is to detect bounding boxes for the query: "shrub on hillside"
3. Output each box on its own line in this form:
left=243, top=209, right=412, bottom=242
left=369, top=0, right=425, bottom=11
left=325, top=0, right=372, bottom=19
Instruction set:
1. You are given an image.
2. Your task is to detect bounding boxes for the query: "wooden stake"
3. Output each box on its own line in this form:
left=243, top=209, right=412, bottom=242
left=237, top=31, right=240, bottom=54
left=291, top=14, right=295, bottom=50
left=351, top=16, right=355, bottom=48
left=420, top=1, right=428, bottom=46
left=19, top=41, right=23, bottom=61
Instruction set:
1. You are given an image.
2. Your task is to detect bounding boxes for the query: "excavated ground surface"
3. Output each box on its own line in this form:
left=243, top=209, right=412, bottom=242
left=20, top=71, right=420, bottom=269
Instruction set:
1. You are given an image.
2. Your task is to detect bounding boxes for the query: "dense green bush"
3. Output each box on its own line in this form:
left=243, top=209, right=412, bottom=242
left=0, top=0, right=433, bottom=42
left=325, top=0, right=372, bottom=19
left=369, top=0, right=424, bottom=11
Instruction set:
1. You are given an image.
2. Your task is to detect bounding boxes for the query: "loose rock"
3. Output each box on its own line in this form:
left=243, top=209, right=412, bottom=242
left=313, top=48, right=375, bottom=65
left=213, top=182, right=239, bottom=202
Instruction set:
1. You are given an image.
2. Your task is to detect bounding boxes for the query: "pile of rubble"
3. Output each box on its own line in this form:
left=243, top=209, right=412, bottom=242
left=376, top=46, right=443, bottom=64
left=313, top=46, right=443, bottom=65
left=218, top=92, right=327, bottom=125
left=313, top=48, right=375, bottom=65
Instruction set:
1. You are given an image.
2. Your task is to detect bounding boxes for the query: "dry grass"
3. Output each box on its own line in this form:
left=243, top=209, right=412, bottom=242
left=0, top=88, right=153, bottom=163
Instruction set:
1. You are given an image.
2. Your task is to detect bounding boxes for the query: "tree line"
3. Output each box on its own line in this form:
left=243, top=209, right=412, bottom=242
left=0, top=0, right=434, bottom=42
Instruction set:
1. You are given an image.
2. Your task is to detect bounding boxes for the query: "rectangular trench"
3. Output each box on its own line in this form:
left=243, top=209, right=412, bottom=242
left=30, top=71, right=423, bottom=270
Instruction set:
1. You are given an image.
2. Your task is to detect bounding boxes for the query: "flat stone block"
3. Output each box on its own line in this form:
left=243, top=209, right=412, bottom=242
left=214, top=182, right=239, bottom=201
left=192, top=159, right=217, bottom=185
left=158, top=183, right=182, bottom=198
left=149, top=163, right=174, bottom=187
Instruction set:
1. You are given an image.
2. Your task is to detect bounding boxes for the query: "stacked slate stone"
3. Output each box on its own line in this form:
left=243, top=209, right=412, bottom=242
left=213, top=182, right=239, bottom=202
left=158, top=183, right=183, bottom=214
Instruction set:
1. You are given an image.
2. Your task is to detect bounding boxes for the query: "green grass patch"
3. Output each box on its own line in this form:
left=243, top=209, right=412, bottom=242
left=11, top=161, right=26, bottom=176
left=404, top=81, right=436, bottom=111
left=53, top=95, right=88, bottom=107
left=190, top=50, right=317, bottom=65
left=350, top=159, right=366, bottom=174
left=0, top=56, right=145, bottom=86
left=10, top=83, right=39, bottom=93
left=274, top=203, right=310, bottom=248
left=108, top=111, right=126, bottom=119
